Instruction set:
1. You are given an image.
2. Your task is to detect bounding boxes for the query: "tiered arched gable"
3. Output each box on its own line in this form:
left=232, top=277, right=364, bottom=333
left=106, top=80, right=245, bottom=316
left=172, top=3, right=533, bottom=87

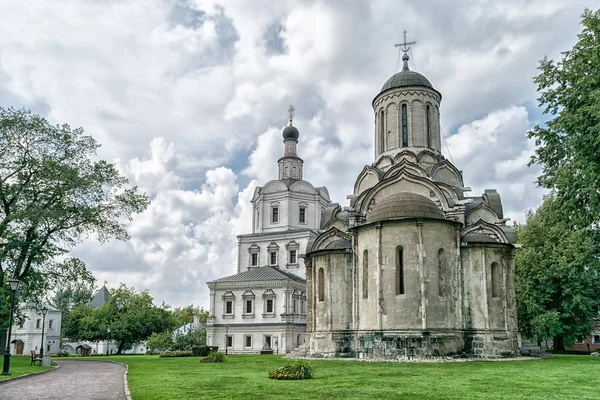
left=431, top=160, right=464, bottom=188
left=383, top=158, right=428, bottom=180
left=460, top=220, right=510, bottom=244
left=354, top=166, right=383, bottom=195
left=354, top=170, right=457, bottom=216
left=465, top=203, right=501, bottom=226
left=307, top=227, right=352, bottom=254
left=417, top=149, right=438, bottom=171
left=374, top=155, right=393, bottom=170
left=393, top=149, right=418, bottom=164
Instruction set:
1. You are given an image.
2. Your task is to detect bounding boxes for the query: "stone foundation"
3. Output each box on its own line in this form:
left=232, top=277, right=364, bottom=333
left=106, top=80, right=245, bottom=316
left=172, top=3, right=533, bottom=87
left=309, top=329, right=519, bottom=359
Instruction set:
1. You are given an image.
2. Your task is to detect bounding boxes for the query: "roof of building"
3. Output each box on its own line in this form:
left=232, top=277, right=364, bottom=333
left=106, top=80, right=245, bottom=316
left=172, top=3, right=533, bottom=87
left=91, top=286, right=110, bottom=308
left=207, top=266, right=305, bottom=284
left=282, top=124, right=299, bottom=140
left=367, top=192, right=445, bottom=223
left=379, top=54, right=435, bottom=93
left=381, top=70, right=433, bottom=92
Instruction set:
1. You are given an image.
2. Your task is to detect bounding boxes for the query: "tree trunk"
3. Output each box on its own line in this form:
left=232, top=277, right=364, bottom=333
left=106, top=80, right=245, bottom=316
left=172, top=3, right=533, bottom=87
left=553, top=336, right=565, bottom=353
left=117, top=340, right=125, bottom=354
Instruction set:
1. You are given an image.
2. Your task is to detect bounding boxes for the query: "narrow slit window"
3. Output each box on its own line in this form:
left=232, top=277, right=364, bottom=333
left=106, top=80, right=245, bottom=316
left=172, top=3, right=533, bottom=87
left=380, top=110, right=385, bottom=152
left=401, top=105, right=408, bottom=147
left=491, top=262, right=501, bottom=298
left=426, top=104, right=432, bottom=147
left=396, top=246, right=405, bottom=295
left=363, top=250, right=369, bottom=299
left=318, top=268, right=325, bottom=301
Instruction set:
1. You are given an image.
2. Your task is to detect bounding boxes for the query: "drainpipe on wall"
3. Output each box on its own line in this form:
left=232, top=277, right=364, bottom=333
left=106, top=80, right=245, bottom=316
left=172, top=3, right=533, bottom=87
left=376, top=223, right=383, bottom=331
left=417, top=221, right=426, bottom=330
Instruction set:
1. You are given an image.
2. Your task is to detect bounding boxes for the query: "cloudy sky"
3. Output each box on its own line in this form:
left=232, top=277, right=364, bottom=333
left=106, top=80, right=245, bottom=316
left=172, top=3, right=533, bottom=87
left=0, top=0, right=595, bottom=308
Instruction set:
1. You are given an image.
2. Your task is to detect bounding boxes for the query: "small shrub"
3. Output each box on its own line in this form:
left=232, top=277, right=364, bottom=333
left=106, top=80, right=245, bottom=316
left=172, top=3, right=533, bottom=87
left=268, top=359, right=314, bottom=380
left=196, top=346, right=212, bottom=357
left=200, top=350, right=225, bottom=363
left=56, top=350, right=70, bottom=357
left=159, top=350, right=194, bottom=358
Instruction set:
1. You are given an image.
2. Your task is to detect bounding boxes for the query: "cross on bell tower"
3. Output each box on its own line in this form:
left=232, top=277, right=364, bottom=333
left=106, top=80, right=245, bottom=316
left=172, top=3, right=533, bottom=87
left=288, top=104, right=295, bottom=126
left=394, top=30, right=416, bottom=72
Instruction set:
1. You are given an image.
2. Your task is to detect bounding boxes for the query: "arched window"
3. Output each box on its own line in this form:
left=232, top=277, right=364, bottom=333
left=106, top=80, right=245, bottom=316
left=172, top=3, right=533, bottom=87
left=491, top=262, right=501, bottom=298
left=396, top=246, right=405, bottom=295
left=380, top=110, right=385, bottom=153
left=438, top=248, right=446, bottom=297
left=363, top=250, right=368, bottom=299
left=401, top=104, right=408, bottom=147
left=318, top=268, right=325, bottom=302
left=426, top=104, right=432, bottom=147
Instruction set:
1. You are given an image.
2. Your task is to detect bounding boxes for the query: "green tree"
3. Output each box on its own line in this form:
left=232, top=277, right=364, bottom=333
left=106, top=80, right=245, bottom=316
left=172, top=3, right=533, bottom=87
left=528, top=9, right=600, bottom=230
left=146, top=331, right=174, bottom=353
left=61, top=303, right=95, bottom=341
left=515, top=194, right=600, bottom=351
left=172, top=304, right=209, bottom=326
left=69, top=285, right=177, bottom=353
left=0, top=107, right=149, bottom=344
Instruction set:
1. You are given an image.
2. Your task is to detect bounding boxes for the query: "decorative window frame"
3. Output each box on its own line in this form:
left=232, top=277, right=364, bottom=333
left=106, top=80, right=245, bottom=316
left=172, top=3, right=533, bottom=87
left=298, top=202, right=308, bottom=224
left=262, top=288, right=276, bottom=318
left=270, top=201, right=280, bottom=224
left=244, top=335, right=253, bottom=348
left=286, top=240, right=299, bottom=268
left=267, top=242, right=279, bottom=267
left=292, top=290, right=301, bottom=315
left=222, top=291, right=235, bottom=319
left=242, top=289, right=255, bottom=318
left=248, top=243, right=260, bottom=268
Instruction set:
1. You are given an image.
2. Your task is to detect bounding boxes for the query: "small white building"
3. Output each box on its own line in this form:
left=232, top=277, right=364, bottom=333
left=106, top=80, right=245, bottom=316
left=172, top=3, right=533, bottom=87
left=9, top=303, right=62, bottom=355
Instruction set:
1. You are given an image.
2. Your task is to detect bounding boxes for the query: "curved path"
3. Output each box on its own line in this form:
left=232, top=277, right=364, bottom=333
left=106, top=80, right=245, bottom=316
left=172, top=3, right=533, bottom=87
left=0, top=360, right=127, bottom=400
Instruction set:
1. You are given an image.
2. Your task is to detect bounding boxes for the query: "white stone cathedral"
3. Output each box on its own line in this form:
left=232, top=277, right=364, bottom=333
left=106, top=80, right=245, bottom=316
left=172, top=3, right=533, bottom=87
left=206, top=110, right=330, bottom=354
left=304, top=49, right=520, bottom=358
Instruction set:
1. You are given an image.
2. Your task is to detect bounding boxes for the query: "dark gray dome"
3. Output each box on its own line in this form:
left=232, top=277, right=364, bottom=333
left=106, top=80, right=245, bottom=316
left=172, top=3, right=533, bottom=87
left=282, top=125, right=299, bottom=140
left=380, top=70, right=434, bottom=92
left=367, top=192, right=445, bottom=223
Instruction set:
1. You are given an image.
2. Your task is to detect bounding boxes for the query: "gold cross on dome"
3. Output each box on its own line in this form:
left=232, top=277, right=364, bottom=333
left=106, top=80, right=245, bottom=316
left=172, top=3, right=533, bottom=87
left=288, top=104, right=295, bottom=125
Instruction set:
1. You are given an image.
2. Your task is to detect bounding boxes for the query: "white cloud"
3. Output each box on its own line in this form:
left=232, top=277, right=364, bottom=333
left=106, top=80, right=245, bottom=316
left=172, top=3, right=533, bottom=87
left=1, top=0, right=593, bottom=307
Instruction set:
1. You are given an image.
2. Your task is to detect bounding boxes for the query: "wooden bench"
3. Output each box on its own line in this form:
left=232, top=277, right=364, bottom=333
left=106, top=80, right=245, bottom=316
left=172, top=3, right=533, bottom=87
left=31, top=351, right=43, bottom=366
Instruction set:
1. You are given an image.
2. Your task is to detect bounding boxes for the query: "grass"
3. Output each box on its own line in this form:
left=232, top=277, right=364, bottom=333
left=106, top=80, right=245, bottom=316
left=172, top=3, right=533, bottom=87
left=75, top=354, right=599, bottom=400
left=0, top=355, right=53, bottom=380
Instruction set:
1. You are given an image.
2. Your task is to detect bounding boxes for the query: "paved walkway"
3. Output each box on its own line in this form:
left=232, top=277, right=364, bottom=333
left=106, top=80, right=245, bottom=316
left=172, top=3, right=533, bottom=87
left=0, top=360, right=127, bottom=400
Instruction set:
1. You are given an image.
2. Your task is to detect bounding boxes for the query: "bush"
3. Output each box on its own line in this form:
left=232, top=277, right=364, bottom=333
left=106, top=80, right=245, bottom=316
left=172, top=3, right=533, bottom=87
left=159, top=350, right=194, bottom=358
left=196, top=346, right=212, bottom=357
left=56, top=350, right=70, bottom=357
left=268, top=359, right=314, bottom=380
left=200, top=350, right=225, bottom=363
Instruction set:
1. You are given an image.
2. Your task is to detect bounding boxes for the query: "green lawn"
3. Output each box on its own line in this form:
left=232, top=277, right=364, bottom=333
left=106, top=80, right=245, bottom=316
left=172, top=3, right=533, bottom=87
left=0, top=355, right=53, bottom=380
left=81, top=354, right=598, bottom=400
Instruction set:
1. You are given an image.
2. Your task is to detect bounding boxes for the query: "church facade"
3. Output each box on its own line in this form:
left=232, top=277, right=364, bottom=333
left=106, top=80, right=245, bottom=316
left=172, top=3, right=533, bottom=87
left=206, top=112, right=330, bottom=354
left=304, top=52, right=520, bottom=358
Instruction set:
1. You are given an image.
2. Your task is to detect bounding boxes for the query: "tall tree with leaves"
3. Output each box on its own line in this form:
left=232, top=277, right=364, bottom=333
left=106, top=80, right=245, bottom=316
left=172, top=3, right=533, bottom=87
left=528, top=8, right=600, bottom=229
left=515, top=194, right=600, bottom=351
left=70, top=285, right=177, bottom=353
left=0, top=108, right=149, bottom=341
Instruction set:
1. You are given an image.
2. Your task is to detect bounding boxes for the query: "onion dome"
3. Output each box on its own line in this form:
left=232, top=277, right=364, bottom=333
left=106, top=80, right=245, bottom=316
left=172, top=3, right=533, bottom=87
left=282, top=124, right=299, bottom=140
